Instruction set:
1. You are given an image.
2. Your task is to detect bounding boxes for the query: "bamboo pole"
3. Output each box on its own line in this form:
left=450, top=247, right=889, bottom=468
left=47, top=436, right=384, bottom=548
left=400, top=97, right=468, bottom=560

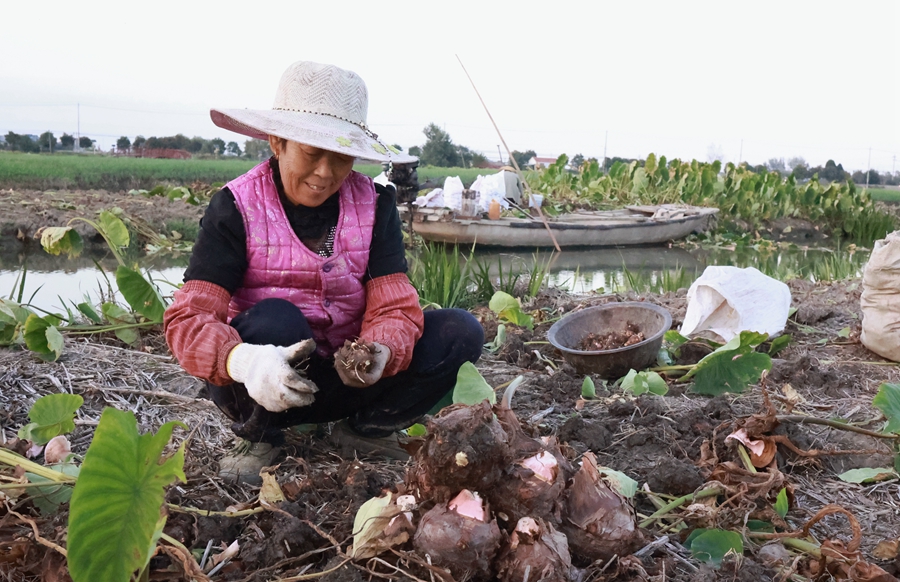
left=455, top=55, right=561, bottom=252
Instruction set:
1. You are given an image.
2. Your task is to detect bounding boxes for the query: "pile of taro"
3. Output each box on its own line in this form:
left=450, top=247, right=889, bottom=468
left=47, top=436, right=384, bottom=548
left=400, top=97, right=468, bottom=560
left=355, top=399, right=643, bottom=581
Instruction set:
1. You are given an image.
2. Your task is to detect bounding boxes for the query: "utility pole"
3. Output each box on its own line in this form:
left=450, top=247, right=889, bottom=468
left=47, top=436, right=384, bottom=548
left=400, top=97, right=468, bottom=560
left=497, top=145, right=503, bottom=164
left=865, top=147, right=872, bottom=191
left=76, top=103, right=80, bottom=152
left=738, top=139, right=743, bottom=165
left=603, top=130, right=608, bottom=172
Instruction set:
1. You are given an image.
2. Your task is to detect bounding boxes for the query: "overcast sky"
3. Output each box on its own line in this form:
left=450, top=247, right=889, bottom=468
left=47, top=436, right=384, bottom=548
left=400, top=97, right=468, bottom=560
left=2, top=0, right=897, bottom=172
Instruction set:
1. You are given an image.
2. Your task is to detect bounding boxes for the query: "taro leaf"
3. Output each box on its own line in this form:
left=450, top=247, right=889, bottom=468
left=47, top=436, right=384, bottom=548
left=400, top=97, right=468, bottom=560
left=768, top=334, right=791, bottom=356
left=405, top=423, right=427, bottom=437
left=688, top=529, right=744, bottom=567
left=23, top=315, right=64, bottom=362
left=40, top=226, right=84, bottom=257
left=621, top=369, right=669, bottom=396
left=774, top=487, right=789, bottom=518
left=0, top=299, right=33, bottom=324
left=26, top=462, right=80, bottom=515
left=67, top=408, right=186, bottom=582
left=351, top=492, right=395, bottom=559
left=77, top=302, right=102, bottom=324
left=115, top=266, right=165, bottom=322
left=837, top=467, right=899, bottom=484
left=488, top=291, right=533, bottom=330
left=598, top=466, right=638, bottom=498
left=452, top=361, right=496, bottom=405
left=18, top=393, right=84, bottom=445
left=97, top=210, right=129, bottom=248
left=873, top=383, right=900, bottom=434
left=664, top=330, right=689, bottom=349
left=686, top=331, right=772, bottom=396
left=101, top=302, right=139, bottom=345
left=484, top=323, right=507, bottom=353
left=582, top=376, right=596, bottom=399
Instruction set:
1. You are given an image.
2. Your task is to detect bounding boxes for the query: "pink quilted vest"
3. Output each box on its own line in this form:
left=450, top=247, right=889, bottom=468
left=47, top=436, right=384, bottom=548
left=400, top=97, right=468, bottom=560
left=226, top=161, right=375, bottom=356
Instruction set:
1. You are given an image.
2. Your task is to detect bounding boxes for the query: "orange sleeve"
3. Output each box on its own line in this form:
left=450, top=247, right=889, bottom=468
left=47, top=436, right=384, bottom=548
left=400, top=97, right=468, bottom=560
left=163, top=280, right=243, bottom=386
left=358, top=273, right=424, bottom=377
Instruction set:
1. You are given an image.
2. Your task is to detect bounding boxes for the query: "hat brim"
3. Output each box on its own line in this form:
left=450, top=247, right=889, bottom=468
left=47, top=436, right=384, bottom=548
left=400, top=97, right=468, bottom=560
left=210, top=108, right=417, bottom=164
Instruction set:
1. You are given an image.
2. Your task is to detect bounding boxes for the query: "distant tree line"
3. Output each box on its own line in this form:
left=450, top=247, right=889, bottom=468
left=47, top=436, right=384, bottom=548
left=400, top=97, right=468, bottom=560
left=1, top=131, right=93, bottom=152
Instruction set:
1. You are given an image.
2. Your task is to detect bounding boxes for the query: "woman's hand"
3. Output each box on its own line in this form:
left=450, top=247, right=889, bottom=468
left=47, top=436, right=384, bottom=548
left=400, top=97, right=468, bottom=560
left=335, top=340, right=391, bottom=388
left=226, top=340, right=318, bottom=411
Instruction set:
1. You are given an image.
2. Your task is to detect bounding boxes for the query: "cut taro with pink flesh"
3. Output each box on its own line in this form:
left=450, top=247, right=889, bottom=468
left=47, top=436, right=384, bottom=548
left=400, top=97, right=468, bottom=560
left=409, top=400, right=512, bottom=502
left=560, top=452, right=643, bottom=563
left=486, top=401, right=573, bottom=525
left=495, top=517, right=572, bottom=582
left=413, top=489, right=503, bottom=581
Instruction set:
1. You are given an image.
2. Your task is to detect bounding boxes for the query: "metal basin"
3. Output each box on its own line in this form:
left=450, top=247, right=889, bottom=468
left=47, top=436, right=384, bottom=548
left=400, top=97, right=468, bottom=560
left=547, top=302, right=673, bottom=378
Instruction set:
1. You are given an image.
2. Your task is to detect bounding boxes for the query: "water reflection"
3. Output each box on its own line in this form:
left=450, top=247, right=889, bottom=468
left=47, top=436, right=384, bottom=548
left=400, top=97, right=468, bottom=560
left=0, top=242, right=869, bottom=313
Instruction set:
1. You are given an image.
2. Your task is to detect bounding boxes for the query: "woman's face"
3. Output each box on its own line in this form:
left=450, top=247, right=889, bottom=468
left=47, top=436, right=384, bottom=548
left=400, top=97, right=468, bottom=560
left=269, top=137, right=355, bottom=207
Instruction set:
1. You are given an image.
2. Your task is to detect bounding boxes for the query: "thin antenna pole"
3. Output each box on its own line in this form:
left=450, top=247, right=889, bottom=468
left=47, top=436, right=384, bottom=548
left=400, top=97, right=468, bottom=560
left=865, top=147, right=872, bottom=191
left=456, top=55, right=561, bottom=252
left=603, top=130, right=608, bottom=172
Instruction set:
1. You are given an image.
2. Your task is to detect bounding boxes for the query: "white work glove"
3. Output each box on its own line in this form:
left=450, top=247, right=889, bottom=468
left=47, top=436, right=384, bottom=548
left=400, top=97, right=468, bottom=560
left=335, top=340, right=391, bottom=388
left=226, top=339, right=318, bottom=412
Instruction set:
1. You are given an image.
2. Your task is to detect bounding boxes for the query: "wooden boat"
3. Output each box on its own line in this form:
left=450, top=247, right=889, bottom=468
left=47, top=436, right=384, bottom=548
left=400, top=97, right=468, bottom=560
left=399, top=204, right=719, bottom=248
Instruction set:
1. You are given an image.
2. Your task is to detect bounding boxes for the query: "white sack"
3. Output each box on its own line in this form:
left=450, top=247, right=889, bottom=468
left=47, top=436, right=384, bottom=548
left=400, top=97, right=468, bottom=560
left=414, top=188, right=445, bottom=207
left=861, top=230, right=900, bottom=361
left=442, top=176, right=464, bottom=212
left=680, top=266, right=791, bottom=343
left=473, top=171, right=510, bottom=212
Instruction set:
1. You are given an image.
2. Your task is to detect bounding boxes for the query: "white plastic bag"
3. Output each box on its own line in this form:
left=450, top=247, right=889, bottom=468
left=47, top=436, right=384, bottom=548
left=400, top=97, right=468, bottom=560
left=473, top=171, right=509, bottom=212
left=442, top=176, right=464, bottom=212
left=680, top=266, right=791, bottom=343
left=861, top=231, right=900, bottom=361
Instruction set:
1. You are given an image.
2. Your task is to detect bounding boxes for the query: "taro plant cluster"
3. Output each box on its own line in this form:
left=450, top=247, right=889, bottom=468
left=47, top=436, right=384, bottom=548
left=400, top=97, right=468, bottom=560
left=1, top=210, right=168, bottom=361
left=528, top=154, right=895, bottom=245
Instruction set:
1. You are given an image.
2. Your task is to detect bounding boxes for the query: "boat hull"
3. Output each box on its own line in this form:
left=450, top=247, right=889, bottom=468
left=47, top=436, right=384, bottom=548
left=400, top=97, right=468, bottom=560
left=401, top=205, right=718, bottom=248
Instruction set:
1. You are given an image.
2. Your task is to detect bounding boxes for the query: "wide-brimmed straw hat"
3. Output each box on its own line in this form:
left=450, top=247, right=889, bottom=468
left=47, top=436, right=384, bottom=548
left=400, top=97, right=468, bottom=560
left=211, top=61, right=416, bottom=164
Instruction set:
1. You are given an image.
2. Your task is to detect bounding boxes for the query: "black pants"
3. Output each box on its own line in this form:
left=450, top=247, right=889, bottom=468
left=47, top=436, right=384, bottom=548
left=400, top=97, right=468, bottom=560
left=208, top=298, right=484, bottom=442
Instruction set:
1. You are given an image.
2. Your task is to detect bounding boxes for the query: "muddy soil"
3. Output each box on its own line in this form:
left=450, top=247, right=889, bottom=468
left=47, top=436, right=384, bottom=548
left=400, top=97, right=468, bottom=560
left=0, top=188, right=205, bottom=249
left=2, top=192, right=900, bottom=580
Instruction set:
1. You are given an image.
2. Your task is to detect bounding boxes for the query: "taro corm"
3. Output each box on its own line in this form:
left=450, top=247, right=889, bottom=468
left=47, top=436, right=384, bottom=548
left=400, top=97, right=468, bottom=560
left=495, top=517, right=572, bottom=582
left=412, top=489, right=503, bottom=580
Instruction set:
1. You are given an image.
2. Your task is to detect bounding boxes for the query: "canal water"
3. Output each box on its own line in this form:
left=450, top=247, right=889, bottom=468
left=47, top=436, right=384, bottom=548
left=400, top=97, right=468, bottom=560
left=0, top=241, right=869, bottom=315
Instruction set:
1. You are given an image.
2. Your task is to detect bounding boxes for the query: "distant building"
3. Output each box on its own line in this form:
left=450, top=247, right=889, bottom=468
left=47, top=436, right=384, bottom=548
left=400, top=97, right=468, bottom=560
left=528, top=156, right=559, bottom=169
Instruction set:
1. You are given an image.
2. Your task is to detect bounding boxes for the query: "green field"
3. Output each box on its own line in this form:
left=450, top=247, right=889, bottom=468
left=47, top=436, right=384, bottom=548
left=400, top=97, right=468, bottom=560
left=0, top=152, right=496, bottom=191
left=867, top=187, right=900, bottom=203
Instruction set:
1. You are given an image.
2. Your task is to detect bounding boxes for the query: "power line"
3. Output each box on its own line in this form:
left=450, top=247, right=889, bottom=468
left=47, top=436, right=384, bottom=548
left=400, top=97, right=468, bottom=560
left=0, top=103, right=206, bottom=116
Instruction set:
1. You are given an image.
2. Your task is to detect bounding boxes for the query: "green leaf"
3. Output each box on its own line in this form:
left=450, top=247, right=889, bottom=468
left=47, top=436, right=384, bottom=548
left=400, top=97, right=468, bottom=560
left=40, top=226, right=84, bottom=257
left=20, top=393, right=84, bottom=445
left=598, top=466, right=638, bottom=498
left=686, top=331, right=772, bottom=396
left=23, top=315, right=63, bottom=362
left=26, top=462, right=80, bottom=515
left=688, top=529, right=743, bottom=567
left=488, top=291, right=534, bottom=330
left=582, top=376, right=596, bottom=399
left=484, top=323, right=507, bottom=353
left=77, top=302, right=102, bottom=324
left=452, top=361, right=496, bottom=405
left=774, top=487, right=789, bottom=518
left=405, top=423, right=427, bottom=437
left=115, top=266, right=165, bottom=322
left=873, top=383, right=900, bottom=434
left=67, top=408, right=186, bottom=582
left=97, top=210, right=129, bottom=248
left=837, top=327, right=851, bottom=338
left=101, top=302, right=139, bottom=345
left=768, top=334, right=791, bottom=356
left=837, top=467, right=899, bottom=484
left=664, top=330, right=689, bottom=349
left=621, top=369, right=669, bottom=396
